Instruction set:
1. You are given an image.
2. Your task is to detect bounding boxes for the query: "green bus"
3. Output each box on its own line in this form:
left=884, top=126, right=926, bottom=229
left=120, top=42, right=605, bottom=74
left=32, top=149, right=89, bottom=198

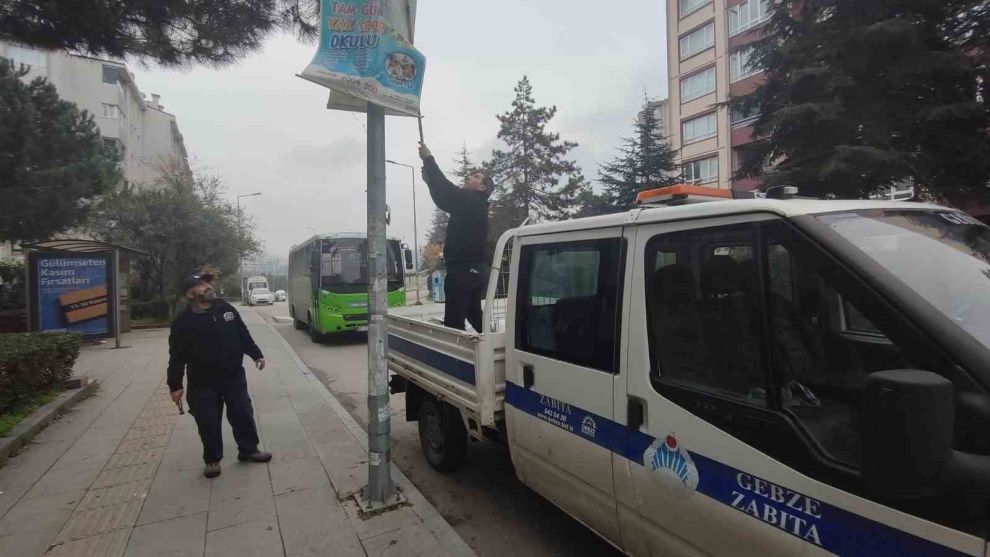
left=288, top=233, right=412, bottom=340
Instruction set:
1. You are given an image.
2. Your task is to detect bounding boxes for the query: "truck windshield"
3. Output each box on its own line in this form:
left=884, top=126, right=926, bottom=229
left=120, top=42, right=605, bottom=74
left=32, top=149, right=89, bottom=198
left=320, top=238, right=402, bottom=293
left=816, top=209, right=990, bottom=351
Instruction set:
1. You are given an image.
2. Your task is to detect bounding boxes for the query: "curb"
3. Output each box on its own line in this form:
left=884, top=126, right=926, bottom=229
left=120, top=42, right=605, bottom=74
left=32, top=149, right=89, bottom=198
left=261, top=316, right=477, bottom=557
left=0, top=382, right=97, bottom=467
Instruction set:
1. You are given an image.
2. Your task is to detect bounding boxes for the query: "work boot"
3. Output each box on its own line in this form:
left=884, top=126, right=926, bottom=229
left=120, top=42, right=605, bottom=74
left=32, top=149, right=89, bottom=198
left=238, top=451, right=273, bottom=463
left=204, top=462, right=221, bottom=478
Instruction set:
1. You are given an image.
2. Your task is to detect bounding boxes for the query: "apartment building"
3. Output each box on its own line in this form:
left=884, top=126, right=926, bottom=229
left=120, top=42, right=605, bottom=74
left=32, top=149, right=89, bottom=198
left=666, top=0, right=768, bottom=192
left=0, top=42, right=189, bottom=186
left=638, top=98, right=671, bottom=138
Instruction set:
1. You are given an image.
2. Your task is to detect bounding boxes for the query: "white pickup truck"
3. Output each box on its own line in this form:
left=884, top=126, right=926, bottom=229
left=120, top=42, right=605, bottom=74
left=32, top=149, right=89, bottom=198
left=387, top=186, right=990, bottom=557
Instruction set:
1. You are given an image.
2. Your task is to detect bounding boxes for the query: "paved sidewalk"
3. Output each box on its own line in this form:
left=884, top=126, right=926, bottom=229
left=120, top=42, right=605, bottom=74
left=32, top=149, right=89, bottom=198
left=0, top=309, right=474, bottom=557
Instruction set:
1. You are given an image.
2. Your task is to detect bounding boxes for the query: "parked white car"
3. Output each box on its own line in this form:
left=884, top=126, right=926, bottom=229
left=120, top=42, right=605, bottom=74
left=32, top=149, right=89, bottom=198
left=249, top=288, right=275, bottom=305
left=274, top=289, right=287, bottom=302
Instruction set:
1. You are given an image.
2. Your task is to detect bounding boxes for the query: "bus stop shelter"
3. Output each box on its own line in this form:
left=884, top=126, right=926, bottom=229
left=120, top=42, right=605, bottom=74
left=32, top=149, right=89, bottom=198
left=21, top=239, right=147, bottom=348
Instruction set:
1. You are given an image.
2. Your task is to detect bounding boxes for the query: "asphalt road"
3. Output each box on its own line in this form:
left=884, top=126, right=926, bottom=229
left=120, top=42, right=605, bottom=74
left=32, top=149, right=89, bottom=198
left=251, top=302, right=621, bottom=557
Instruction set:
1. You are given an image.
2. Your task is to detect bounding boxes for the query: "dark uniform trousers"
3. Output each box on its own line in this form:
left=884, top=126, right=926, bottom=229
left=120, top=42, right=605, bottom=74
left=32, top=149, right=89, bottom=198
left=444, top=262, right=485, bottom=332
left=187, top=372, right=259, bottom=463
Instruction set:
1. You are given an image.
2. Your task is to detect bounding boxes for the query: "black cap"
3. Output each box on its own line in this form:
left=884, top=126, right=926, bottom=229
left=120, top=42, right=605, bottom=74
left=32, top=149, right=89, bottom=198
left=180, top=273, right=214, bottom=295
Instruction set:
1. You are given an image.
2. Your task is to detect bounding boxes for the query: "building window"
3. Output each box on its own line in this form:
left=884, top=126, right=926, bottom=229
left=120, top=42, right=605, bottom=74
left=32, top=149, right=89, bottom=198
left=729, top=46, right=761, bottom=82
left=102, top=64, right=122, bottom=85
left=729, top=0, right=770, bottom=37
left=680, top=67, right=716, bottom=102
left=679, top=22, right=715, bottom=60
left=678, top=0, right=710, bottom=17
left=515, top=238, right=625, bottom=373
left=102, top=104, right=121, bottom=119
left=682, top=112, right=717, bottom=144
left=730, top=104, right=760, bottom=127
left=683, top=156, right=719, bottom=184
left=5, top=45, right=46, bottom=70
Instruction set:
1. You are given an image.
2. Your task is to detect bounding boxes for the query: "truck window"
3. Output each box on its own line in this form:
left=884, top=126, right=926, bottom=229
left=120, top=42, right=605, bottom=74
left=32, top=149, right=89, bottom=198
left=515, top=238, right=624, bottom=373
left=645, top=224, right=767, bottom=400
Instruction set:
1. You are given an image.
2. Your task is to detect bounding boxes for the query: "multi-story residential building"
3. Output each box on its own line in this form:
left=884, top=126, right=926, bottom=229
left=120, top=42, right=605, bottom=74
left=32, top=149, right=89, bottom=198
left=638, top=98, right=671, bottom=138
left=0, top=42, right=189, bottom=186
left=666, top=0, right=768, bottom=192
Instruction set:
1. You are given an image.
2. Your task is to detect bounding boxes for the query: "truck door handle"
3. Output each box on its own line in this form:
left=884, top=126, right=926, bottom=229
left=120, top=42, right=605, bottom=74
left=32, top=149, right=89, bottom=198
left=523, top=365, right=534, bottom=389
left=628, top=398, right=644, bottom=430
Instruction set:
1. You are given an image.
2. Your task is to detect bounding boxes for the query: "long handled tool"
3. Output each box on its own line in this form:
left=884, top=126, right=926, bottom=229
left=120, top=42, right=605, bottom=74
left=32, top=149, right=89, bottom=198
left=175, top=399, right=185, bottom=415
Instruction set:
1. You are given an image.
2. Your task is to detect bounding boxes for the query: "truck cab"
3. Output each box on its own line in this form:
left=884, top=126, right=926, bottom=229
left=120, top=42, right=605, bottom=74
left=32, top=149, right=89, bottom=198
left=389, top=187, right=990, bottom=556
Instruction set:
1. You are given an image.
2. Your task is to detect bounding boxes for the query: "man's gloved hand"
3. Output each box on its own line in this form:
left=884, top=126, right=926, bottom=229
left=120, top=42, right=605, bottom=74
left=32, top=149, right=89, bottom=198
left=418, top=142, right=432, bottom=160
left=170, top=389, right=184, bottom=404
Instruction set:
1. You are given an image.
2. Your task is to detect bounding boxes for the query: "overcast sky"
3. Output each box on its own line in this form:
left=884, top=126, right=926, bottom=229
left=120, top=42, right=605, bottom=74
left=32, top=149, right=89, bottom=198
left=130, top=0, right=668, bottom=261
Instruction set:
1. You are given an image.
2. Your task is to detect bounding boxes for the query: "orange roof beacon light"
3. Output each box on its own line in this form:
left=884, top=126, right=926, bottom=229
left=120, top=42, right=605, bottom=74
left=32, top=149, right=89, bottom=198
left=636, top=184, right=733, bottom=207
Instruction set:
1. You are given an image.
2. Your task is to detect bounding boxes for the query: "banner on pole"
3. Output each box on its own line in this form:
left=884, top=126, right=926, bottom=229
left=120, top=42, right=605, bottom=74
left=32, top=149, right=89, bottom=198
left=299, top=0, right=425, bottom=116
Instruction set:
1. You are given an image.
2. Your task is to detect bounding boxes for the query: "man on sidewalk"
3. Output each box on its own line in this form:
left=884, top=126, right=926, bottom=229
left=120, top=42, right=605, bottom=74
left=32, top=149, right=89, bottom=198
left=418, top=142, right=495, bottom=331
left=167, top=273, right=272, bottom=478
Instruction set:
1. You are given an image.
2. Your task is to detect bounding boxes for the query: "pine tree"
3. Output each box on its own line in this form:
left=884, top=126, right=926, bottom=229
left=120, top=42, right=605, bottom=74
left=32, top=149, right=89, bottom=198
left=486, top=76, right=587, bottom=236
left=0, top=0, right=319, bottom=67
left=0, top=60, right=120, bottom=242
left=732, top=0, right=990, bottom=199
left=588, top=95, right=679, bottom=215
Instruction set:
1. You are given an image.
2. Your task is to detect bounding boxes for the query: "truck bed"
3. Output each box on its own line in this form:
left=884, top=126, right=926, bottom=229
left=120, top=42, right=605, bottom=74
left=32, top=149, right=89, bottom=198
left=386, top=302, right=507, bottom=434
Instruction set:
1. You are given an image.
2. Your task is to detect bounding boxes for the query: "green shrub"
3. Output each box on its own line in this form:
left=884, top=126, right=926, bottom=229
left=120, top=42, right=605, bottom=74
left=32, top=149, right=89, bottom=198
left=130, top=299, right=170, bottom=321
left=0, top=332, right=82, bottom=415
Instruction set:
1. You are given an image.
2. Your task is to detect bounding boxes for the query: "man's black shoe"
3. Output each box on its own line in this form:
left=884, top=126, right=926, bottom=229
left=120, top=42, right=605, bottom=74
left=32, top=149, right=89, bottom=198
left=205, top=462, right=221, bottom=478
left=238, top=451, right=273, bottom=463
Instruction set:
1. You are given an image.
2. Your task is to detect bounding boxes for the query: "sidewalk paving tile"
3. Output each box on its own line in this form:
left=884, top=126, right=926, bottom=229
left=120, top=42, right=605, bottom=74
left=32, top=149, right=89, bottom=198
left=204, top=519, right=284, bottom=557
left=268, top=456, right=329, bottom=496
left=0, top=528, right=60, bottom=557
left=76, top=479, right=152, bottom=512
left=136, top=467, right=210, bottom=526
left=207, top=464, right=276, bottom=532
left=54, top=498, right=143, bottom=543
left=24, top=461, right=104, bottom=498
left=0, top=489, right=86, bottom=535
left=46, top=527, right=130, bottom=557
left=361, top=521, right=446, bottom=557
left=274, top=485, right=364, bottom=557
left=340, top=498, right=422, bottom=541
left=126, top=512, right=207, bottom=557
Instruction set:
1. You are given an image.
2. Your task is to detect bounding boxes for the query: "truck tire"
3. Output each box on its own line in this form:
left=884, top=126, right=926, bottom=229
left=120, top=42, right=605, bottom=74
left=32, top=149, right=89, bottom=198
left=418, top=396, right=467, bottom=472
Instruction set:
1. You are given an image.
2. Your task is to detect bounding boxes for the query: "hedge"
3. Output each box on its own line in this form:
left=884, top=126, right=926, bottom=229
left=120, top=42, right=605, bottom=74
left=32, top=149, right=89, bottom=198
left=131, top=299, right=170, bottom=321
left=0, top=332, right=82, bottom=415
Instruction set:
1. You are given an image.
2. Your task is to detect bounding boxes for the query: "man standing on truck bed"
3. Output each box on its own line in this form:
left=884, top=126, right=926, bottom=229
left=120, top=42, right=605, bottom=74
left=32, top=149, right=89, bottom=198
left=419, top=142, right=495, bottom=331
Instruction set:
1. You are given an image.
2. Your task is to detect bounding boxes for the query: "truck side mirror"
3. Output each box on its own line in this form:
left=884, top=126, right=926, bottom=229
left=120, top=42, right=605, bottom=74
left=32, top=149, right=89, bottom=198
left=863, top=369, right=990, bottom=501
left=404, top=248, right=414, bottom=270
left=862, top=370, right=954, bottom=500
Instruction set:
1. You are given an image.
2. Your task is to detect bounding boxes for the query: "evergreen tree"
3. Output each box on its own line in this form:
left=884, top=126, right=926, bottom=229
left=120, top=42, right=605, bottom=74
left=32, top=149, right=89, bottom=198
left=0, top=0, right=319, bottom=67
left=486, top=76, right=586, bottom=237
left=0, top=60, right=120, bottom=242
left=587, top=95, right=679, bottom=215
left=732, top=0, right=990, bottom=199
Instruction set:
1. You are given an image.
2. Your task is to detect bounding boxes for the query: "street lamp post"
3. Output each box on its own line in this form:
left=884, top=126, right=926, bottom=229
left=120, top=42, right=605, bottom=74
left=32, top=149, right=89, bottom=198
left=237, top=193, right=262, bottom=302
left=385, top=160, right=421, bottom=305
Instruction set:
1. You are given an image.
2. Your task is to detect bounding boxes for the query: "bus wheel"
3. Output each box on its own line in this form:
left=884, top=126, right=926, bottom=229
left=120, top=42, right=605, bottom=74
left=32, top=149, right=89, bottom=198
left=418, top=396, right=467, bottom=472
left=309, top=320, right=322, bottom=343
left=294, top=319, right=306, bottom=331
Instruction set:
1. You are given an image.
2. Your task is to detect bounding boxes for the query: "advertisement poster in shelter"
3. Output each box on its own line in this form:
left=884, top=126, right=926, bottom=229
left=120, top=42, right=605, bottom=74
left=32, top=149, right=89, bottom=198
left=299, top=0, right=425, bottom=115
left=32, top=253, right=111, bottom=336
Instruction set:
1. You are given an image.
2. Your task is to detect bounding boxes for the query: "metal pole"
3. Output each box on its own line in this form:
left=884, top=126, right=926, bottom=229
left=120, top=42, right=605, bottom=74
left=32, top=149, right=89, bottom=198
left=237, top=199, right=243, bottom=302
left=410, top=166, right=421, bottom=305
left=364, top=102, right=396, bottom=506
left=113, top=248, right=121, bottom=349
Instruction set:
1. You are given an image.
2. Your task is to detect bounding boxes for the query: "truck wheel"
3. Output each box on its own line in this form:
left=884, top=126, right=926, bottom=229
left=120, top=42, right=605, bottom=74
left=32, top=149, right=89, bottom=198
left=418, top=396, right=467, bottom=472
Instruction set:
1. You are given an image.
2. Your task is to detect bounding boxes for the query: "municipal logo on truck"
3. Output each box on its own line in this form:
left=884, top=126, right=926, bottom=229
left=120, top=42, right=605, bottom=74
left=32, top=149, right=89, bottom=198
left=644, top=435, right=699, bottom=495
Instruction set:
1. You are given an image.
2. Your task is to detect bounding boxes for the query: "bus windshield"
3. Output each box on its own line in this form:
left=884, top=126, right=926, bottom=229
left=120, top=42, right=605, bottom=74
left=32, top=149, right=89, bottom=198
left=816, top=209, right=990, bottom=351
left=320, top=238, right=402, bottom=293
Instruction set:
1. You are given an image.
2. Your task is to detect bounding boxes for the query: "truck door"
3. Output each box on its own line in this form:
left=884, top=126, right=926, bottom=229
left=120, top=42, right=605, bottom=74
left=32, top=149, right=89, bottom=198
left=506, top=226, right=625, bottom=546
left=619, top=214, right=987, bottom=556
